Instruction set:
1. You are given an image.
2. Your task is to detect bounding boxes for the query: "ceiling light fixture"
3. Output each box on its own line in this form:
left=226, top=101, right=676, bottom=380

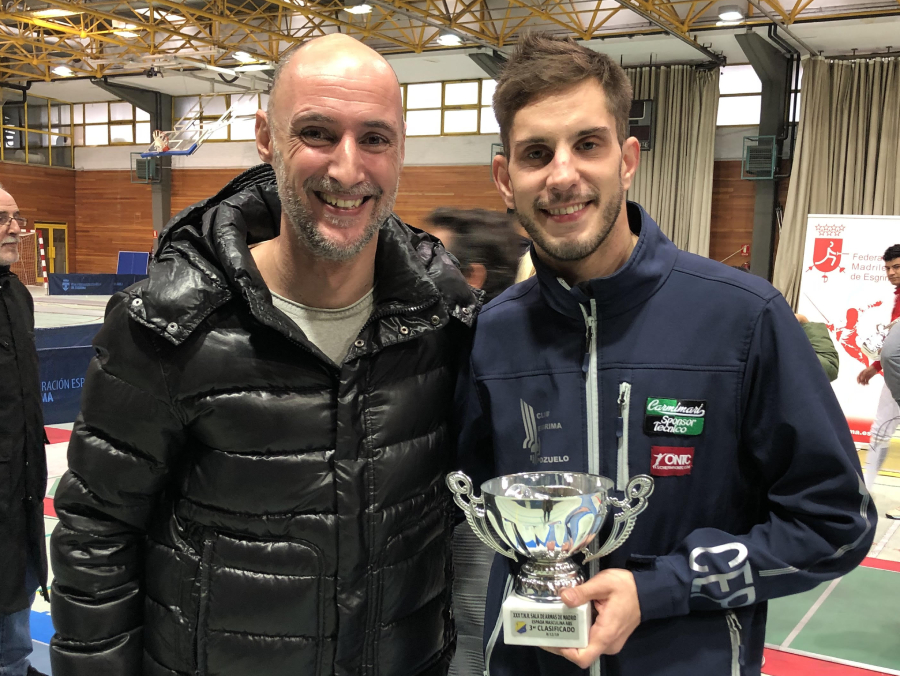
left=233, top=51, right=257, bottom=63
left=343, top=3, right=373, bottom=14
left=436, top=32, right=462, bottom=46
left=113, top=30, right=139, bottom=38
left=234, top=64, right=273, bottom=72
left=32, top=9, right=82, bottom=18
left=51, top=65, right=73, bottom=77
left=717, top=5, right=744, bottom=21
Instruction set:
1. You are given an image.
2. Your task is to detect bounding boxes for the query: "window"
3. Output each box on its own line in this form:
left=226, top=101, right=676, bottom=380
left=717, top=64, right=802, bottom=127
left=168, top=93, right=266, bottom=143
left=402, top=79, right=501, bottom=137
left=0, top=94, right=73, bottom=167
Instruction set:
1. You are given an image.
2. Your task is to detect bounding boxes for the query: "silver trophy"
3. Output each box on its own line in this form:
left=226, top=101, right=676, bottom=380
left=447, top=471, right=653, bottom=648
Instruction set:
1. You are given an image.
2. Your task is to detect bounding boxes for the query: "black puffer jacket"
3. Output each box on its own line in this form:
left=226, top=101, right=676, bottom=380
left=0, top=267, right=47, bottom=614
left=49, top=165, right=480, bottom=676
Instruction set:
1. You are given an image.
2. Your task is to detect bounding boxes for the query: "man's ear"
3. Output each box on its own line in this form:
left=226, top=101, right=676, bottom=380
left=465, top=262, right=488, bottom=291
left=256, top=110, right=274, bottom=164
left=620, top=136, right=641, bottom=192
left=492, top=153, right=515, bottom=211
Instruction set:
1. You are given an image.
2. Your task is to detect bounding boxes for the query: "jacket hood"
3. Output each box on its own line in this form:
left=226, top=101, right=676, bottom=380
left=130, top=164, right=480, bottom=345
left=532, top=201, right=678, bottom=320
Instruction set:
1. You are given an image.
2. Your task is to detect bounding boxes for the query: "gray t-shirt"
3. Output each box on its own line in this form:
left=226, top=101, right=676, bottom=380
left=271, top=288, right=375, bottom=365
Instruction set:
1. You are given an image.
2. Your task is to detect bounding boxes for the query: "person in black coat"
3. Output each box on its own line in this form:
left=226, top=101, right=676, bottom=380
left=48, top=35, right=479, bottom=676
left=0, top=184, right=48, bottom=676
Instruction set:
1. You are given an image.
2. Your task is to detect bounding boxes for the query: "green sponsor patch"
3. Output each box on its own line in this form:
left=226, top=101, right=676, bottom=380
left=644, top=398, right=706, bottom=436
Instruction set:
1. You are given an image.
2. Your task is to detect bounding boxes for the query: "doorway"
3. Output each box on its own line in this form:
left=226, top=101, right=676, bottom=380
left=34, top=224, right=68, bottom=275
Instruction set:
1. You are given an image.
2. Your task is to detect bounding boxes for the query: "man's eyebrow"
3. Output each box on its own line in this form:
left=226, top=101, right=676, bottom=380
left=362, top=120, right=398, bottom=134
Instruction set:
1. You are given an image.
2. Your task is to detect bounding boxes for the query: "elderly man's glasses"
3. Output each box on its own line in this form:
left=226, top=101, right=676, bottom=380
left=0, top=214, right=27, bottom=228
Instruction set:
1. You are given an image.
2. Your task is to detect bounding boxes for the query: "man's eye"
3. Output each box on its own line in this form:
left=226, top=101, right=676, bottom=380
left=300, top=128, right=331, bottom=142
left=525, top=149, right=546, bottom=161
left=361, top=135, right=388, bottom=146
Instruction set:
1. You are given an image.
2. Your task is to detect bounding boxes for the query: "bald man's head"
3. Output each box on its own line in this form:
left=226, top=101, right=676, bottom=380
left=267, top=35, right=402, bottom=133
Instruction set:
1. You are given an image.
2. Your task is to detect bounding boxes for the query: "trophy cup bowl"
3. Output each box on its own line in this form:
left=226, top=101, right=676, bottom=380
left=447, top=470, right=653, bottom=648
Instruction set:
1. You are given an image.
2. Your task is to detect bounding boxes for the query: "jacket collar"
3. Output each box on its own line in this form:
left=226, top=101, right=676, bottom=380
left=533, top=202, right=678, bottom=320
left=131, top=163, right=479, bottom=346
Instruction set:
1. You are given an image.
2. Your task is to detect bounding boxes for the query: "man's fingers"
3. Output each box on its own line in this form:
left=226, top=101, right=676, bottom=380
left=560, top=575, right=613, bottom=607
left=555, top=644, right=605, bottom=669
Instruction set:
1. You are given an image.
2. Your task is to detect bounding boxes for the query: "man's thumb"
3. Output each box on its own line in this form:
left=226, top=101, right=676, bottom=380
left=560, top=587, right=584, bottom=607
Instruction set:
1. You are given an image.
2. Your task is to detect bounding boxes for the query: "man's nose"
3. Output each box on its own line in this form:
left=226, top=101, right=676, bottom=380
left=328, top=134, right=366, bottom=189
left=545, top=148, right=578, bottom=194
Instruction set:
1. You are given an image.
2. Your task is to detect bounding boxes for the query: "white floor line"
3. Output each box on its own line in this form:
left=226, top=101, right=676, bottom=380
left=780, top=577, right=842, bottom=649
left=871, top=520, right=900, bottom=558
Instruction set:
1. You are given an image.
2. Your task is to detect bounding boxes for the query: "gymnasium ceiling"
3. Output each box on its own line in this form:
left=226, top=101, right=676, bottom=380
left=1, top=0, right=899, bottom=84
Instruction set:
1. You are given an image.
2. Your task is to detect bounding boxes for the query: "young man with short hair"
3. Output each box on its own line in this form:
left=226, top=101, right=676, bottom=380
left=457, top=34, right=876, bottom=676
left=858, top=243, right=900, bottom=518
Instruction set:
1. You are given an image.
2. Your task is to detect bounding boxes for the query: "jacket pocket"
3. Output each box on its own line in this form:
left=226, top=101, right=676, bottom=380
left=195, top=533, right=331, bottom=676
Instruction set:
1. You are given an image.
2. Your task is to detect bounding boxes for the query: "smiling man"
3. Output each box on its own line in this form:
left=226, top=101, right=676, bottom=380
left=49, top=35, right=478, bottom=676
left=456, top=34, right=875, bottom=676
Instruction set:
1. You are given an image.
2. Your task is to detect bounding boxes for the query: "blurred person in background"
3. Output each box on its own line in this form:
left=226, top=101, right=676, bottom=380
left=426, top=208, right=524, bottom=303
left=424, top=207, right=522, bottom=676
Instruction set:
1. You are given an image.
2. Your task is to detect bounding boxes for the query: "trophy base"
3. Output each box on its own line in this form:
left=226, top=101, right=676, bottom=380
left=502, top=592, right=591, bottom=648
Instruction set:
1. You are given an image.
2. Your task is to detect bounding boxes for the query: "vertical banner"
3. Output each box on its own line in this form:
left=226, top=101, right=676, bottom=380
left=797, top=215, right=900, bottom=443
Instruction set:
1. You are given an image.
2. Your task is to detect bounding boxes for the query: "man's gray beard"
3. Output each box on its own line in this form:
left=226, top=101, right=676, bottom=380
left=515, top=182, right=624, bottom=263
left=0, top=241, right=19, bottom=266
left=273, top=147, right=397, bottom=262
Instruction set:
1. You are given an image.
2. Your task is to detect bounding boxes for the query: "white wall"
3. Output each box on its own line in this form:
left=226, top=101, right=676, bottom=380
left=714, top=126, right=758, bottom=161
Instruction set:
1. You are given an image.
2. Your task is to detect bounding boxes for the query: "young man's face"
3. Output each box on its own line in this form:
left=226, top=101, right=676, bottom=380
left=492, top=79, right=638, bottom=263
left=886, top=257, right=900, bottom=287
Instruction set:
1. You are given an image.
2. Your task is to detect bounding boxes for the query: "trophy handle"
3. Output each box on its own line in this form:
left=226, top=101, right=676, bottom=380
left=583, top=475, right=654, bottom=563
left=446, top=471, right=517, bottom=561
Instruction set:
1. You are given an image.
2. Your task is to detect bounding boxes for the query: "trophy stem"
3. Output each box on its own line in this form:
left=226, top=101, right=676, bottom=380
left=515, top=560, right=585, bottom=602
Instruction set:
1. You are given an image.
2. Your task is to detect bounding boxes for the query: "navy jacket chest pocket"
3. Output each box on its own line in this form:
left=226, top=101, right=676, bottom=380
left=483, top=369, right=587, bottom=477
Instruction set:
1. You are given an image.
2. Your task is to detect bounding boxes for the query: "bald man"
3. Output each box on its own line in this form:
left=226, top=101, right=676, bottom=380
left=49, top=35, right=478, bottom=676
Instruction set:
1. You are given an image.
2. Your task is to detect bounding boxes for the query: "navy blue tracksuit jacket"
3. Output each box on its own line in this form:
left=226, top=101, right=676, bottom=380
left=456, top=203, right=876, bottom=676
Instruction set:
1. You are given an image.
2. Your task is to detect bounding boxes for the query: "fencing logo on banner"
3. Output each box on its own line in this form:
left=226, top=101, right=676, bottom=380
left=807, top=225, right=846, bottom=282
left=798, top=215, right=900, bottom=444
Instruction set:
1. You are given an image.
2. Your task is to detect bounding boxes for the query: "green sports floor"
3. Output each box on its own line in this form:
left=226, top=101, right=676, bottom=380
left=762, top=468, right=900, bottom=676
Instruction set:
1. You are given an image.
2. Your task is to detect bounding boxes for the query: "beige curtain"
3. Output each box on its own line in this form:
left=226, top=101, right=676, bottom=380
left=627, top=65, right=719, bottom=256
left=773, top=56, right=900, bottom=307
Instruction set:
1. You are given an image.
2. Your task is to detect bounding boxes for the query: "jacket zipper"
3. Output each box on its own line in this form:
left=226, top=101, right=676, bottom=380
left=616, top=382, right=632, bottom=492
left=579, top=299, right=602, bottom=676
left=196, top=537, right=215, bottom=676
left=483, top=575, right=514, bottom=676
left=726, top=610, right=743, bottom=676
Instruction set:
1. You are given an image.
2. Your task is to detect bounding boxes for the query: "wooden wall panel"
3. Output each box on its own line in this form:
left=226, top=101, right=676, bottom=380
left=74, top=171, right=153, bottom=273
left=0, top=164, right=76, bottom=273
left=168, top=165, right=509, bottom=231
left=394, top=165, right=508, bottom=229
left=170, top=169, right=244, bottom=218
left=709, top=160, right=791, bottom=270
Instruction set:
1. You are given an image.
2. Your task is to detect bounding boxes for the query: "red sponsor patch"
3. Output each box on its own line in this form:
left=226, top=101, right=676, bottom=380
left=650, top=446, right=693, bottom=476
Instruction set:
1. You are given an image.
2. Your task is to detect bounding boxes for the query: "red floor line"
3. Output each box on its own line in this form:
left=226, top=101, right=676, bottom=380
left=43, top=496, right=57, bottom=519
left=44, top=426, right=72, bottom=444
left=860, top=557, right=900, bottom=573
left=764, top=648, right=890, bottom=676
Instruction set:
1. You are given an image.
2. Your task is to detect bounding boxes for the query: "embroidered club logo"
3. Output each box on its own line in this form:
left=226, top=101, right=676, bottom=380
left=520, top=399, right=567, bottom=465
left=516, top=621, right=528, bottom=634
left=61, top=278, right=70, bottom=292
left=807, top=237, right=845, bottom=281
left=651, top=446, right=694, bottom=476
left=521, top=400, right=541, bottom=464
left=644, top=398, right=706, bottom=436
